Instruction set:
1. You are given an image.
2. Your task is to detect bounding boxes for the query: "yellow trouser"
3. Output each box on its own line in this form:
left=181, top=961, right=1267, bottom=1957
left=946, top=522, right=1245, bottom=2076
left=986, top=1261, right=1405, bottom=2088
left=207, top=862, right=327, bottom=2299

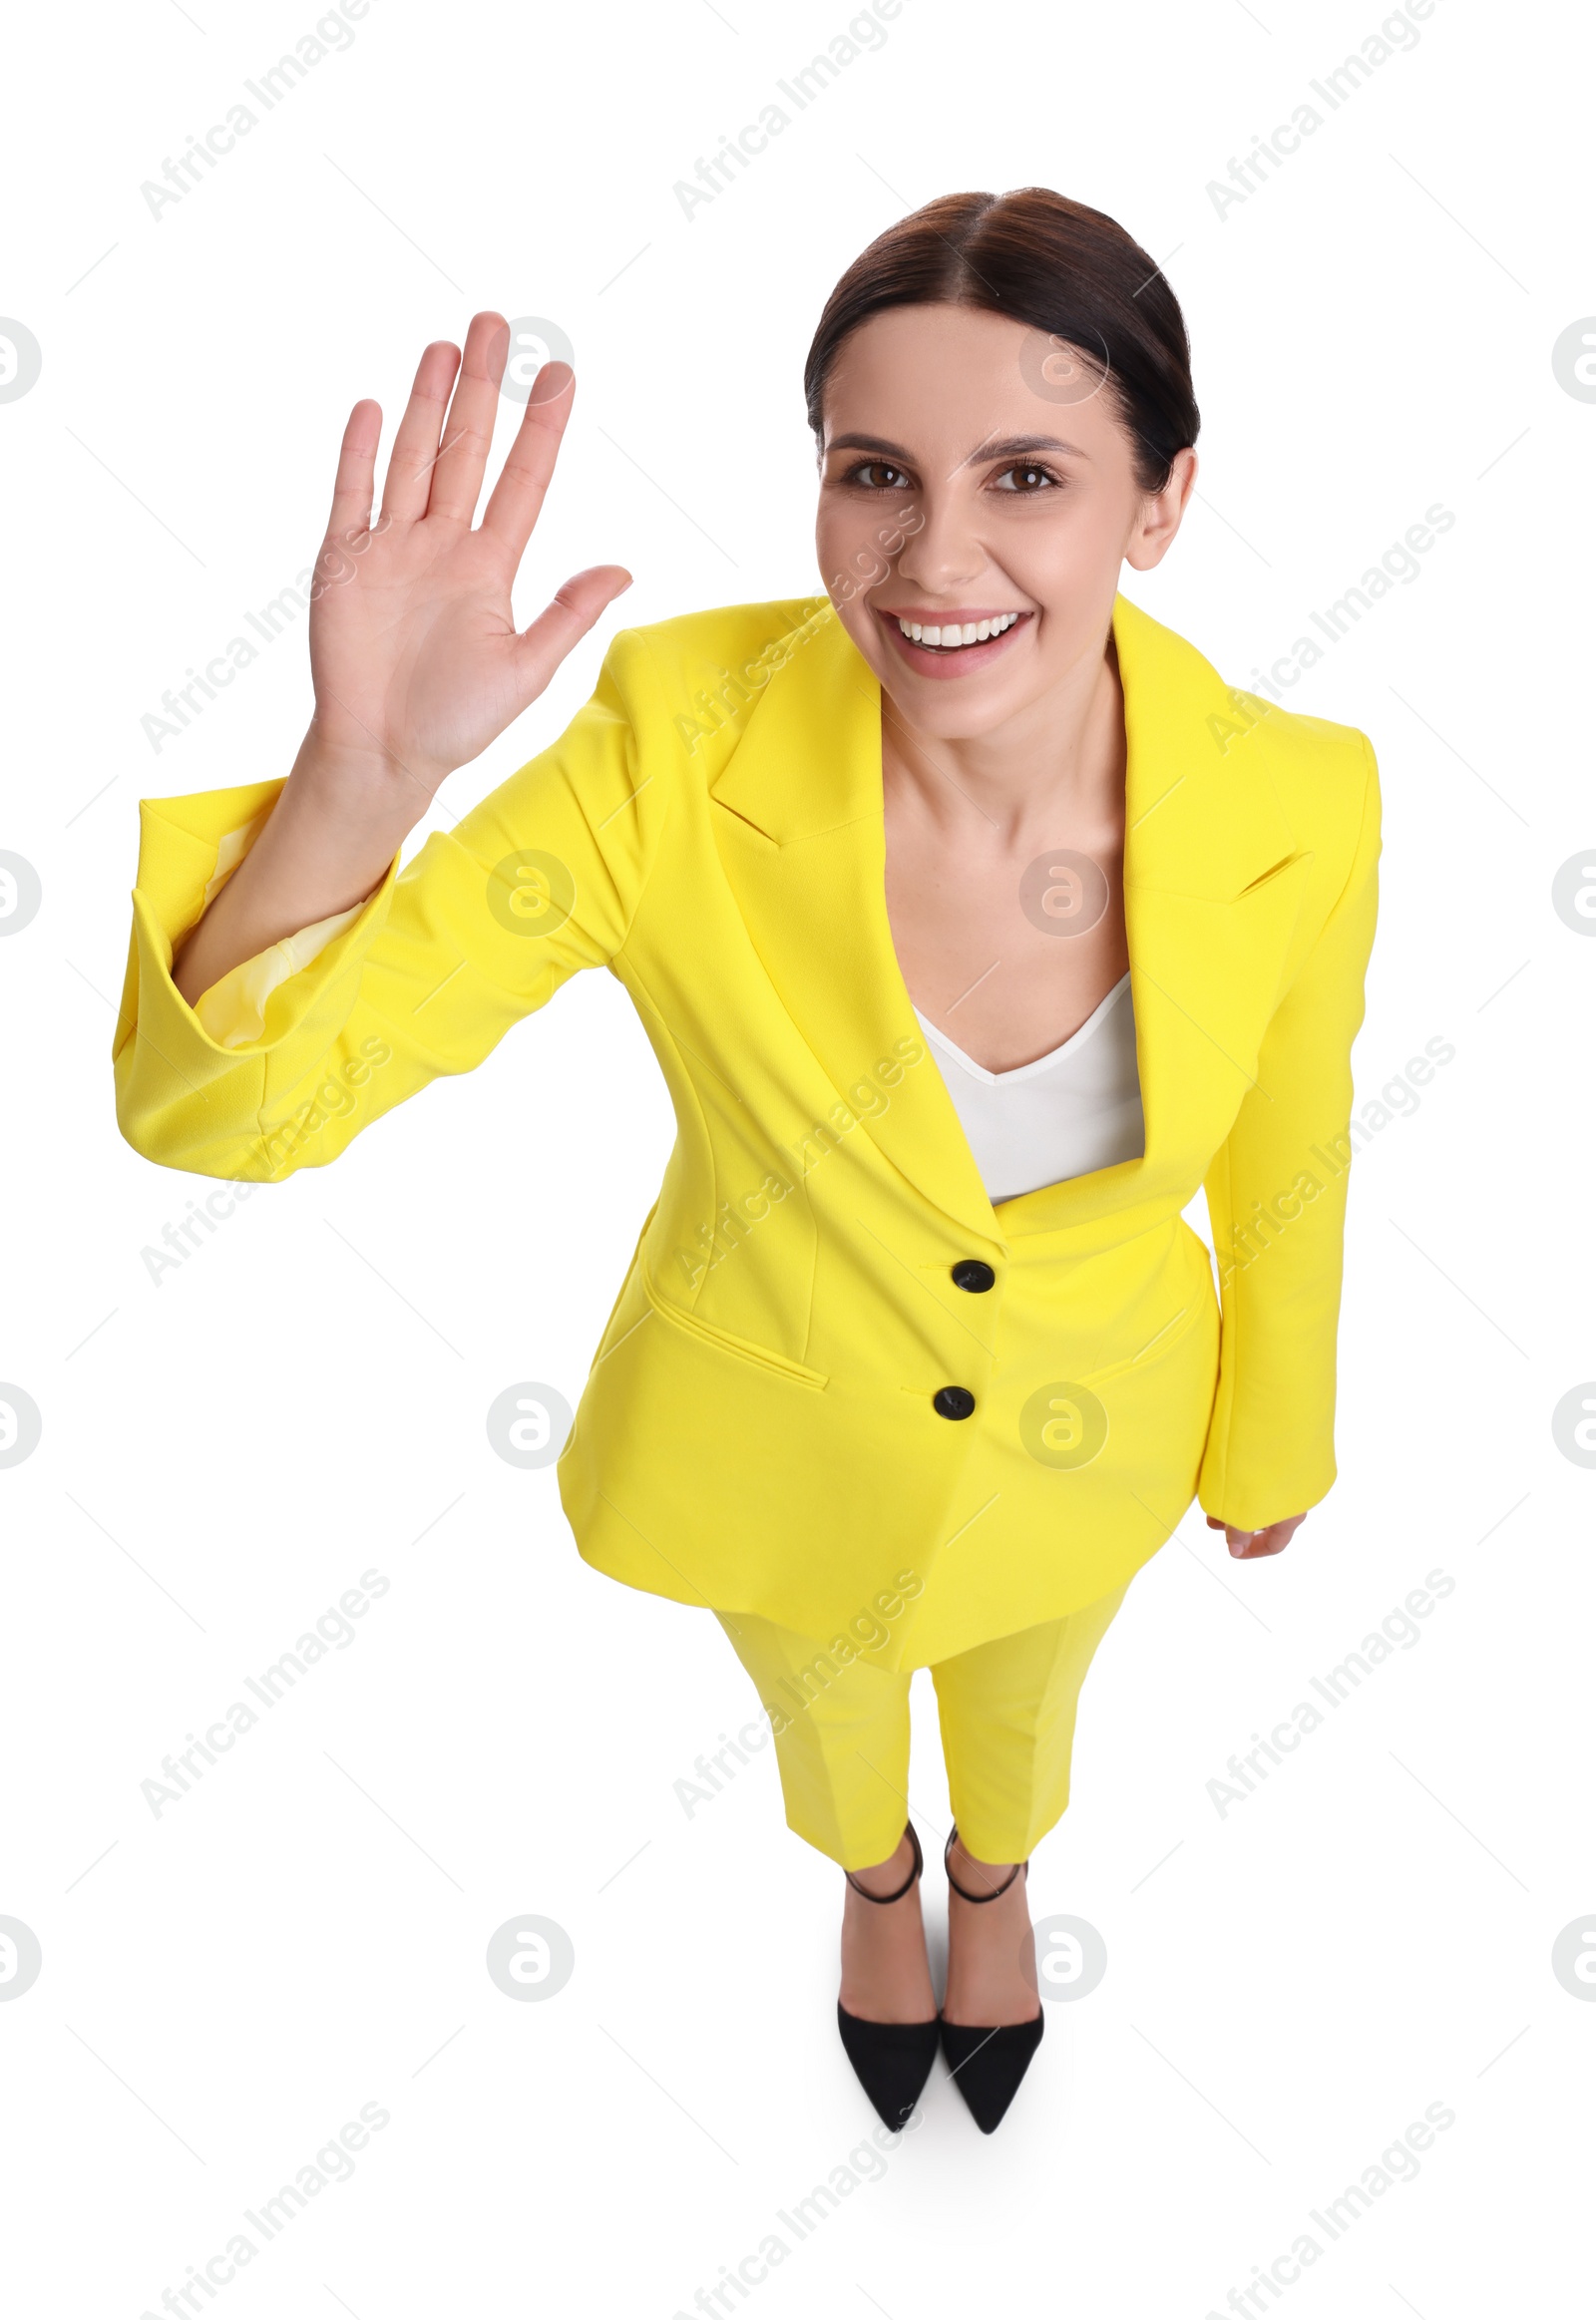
left=714, top=1586, right=1127, bottom=1871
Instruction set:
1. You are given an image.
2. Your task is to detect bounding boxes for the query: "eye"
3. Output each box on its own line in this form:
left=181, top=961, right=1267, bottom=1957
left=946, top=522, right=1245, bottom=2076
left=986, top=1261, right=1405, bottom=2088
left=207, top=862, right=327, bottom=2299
left=841, top=459, right=914, bottom=491
left=991, top=461, right=1063, bottom=494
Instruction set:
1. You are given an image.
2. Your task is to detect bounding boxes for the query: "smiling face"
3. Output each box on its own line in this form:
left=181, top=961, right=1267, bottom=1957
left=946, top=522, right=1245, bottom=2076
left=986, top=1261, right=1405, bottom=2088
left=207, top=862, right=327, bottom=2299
left=814, top=302, right=1196, bottom=741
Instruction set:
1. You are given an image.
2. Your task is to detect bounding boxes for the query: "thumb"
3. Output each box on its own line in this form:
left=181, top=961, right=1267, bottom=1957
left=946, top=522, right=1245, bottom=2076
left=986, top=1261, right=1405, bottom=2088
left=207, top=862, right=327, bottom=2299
left=511, top=565, right=633, bottom=705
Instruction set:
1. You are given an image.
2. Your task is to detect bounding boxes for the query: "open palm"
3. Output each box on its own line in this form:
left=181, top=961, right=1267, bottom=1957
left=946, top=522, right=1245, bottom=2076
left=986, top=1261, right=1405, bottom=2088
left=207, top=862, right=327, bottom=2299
left=304, top=311, right=630, bottom=822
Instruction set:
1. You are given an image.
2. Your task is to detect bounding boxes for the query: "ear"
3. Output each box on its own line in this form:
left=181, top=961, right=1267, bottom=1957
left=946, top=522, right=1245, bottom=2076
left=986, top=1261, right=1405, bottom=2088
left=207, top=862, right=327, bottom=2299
left=1124, top=445, right=1198, bottom=573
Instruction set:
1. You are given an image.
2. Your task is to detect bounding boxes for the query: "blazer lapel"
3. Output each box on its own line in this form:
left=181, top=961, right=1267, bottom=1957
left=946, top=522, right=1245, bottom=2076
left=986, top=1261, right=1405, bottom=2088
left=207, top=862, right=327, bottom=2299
left=708, top=593, right=1311, bottom=1246
left=709, top=606, right=998, bottom=1240
left=998, top=594, right=1312, bottom=1237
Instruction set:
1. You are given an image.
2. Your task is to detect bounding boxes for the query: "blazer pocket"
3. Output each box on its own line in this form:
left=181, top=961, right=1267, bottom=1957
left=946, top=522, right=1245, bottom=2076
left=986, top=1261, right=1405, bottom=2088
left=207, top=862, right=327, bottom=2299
left=639, top=1264, right=829, bottom=1391
left=1078, top=1294, right=1212, bottom=1390
left=1232, top=848, right=1312, bottom=900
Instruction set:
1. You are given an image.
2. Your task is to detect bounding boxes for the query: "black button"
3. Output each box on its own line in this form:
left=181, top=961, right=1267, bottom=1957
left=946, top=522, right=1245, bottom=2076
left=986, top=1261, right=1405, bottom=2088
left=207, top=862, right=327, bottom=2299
left=933, top=1385, right=976, bottom=1420
left=950, top=1260, right=996, bottom=1294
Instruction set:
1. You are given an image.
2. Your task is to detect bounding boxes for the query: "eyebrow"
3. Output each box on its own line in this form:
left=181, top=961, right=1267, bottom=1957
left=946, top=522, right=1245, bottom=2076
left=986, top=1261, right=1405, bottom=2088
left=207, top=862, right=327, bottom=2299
left=825, top=430, right=1092, bottom=467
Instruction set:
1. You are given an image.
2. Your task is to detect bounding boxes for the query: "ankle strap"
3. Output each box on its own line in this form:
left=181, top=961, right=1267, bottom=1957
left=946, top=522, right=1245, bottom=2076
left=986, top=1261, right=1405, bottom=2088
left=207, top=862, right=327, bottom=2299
left=944, top=1825, right=1026, bottom=1904
left=844, top=1821, right=923, bottom=1903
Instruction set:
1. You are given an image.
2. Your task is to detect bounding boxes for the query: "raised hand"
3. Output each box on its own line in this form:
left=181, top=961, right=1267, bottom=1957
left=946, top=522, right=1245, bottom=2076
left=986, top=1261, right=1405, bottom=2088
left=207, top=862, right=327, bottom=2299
left=173, top=312, right=630, bottom=1008
left=302, top=311, right=630, bottom=823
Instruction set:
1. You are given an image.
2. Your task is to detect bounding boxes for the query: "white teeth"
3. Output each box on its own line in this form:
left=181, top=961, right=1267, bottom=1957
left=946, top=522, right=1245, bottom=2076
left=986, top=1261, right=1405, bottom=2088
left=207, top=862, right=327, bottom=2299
left=897, top=612, right=1019, bottom=649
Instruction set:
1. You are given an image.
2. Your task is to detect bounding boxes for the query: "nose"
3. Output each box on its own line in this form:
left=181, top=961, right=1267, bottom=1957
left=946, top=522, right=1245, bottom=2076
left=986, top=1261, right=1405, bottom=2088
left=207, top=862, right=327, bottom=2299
left=891, top=481, right=987, bottom=599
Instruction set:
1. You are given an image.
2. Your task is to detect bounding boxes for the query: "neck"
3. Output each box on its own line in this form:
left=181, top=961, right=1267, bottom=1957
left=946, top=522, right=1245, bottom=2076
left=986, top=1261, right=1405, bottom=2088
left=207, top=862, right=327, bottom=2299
left=880, top=620, right=1126, bottom=845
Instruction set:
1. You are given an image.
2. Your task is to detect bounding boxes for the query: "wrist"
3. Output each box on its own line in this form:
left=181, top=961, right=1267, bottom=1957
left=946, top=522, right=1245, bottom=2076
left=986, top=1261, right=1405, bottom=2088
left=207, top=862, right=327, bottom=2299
left=281, top=726, right=435, bottom=868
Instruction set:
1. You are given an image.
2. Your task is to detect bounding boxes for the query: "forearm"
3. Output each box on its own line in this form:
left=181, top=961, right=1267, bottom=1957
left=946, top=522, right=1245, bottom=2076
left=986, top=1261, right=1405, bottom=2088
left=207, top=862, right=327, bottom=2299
left=1200, top=1133, right=1352, bottom=1527
left=172, top=734, right=419, bottom=1005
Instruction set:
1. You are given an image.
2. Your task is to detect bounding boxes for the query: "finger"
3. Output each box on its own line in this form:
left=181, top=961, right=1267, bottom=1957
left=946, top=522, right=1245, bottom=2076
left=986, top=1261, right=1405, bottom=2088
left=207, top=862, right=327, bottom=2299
left=327, top=397, right=380, bottom=541
left=426, top=311, right=511, bottom=528
left=379, top=338, right=462, bottom=525
left=511, top=564, right=633, bottom=704
left=480, top=359, right=577, bottom=562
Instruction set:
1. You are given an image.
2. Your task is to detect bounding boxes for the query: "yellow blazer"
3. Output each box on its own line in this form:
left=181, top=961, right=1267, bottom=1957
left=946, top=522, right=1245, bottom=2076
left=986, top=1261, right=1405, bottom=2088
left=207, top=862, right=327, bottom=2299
left=115, top=591, right=1380, bottom=1670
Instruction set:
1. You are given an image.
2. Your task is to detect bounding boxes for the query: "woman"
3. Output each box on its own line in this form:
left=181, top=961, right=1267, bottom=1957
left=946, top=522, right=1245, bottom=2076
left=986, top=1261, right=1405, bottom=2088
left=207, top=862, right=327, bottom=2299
left=114, top=189, right=1380, bottom=2135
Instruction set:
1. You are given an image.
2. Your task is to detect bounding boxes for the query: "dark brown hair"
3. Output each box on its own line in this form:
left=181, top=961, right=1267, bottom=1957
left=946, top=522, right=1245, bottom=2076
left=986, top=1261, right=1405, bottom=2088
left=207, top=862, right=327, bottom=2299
left=804, top=188, right=1199, bottom=494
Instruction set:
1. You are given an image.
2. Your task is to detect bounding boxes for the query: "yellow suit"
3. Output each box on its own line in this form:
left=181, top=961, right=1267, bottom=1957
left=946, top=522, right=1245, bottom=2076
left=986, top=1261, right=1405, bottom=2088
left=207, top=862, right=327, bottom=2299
left=115, top=591, right=1380, bottom=1679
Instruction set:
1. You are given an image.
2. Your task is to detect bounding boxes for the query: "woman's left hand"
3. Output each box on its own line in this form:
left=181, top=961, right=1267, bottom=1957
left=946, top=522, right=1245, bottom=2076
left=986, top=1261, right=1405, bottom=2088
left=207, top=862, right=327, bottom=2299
left=1206, top=1513, right=1306, bottom=1560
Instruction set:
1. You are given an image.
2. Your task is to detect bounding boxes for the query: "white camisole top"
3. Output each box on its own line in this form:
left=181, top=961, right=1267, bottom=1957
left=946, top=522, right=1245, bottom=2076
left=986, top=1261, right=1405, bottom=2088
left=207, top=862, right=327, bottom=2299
left=914, top=970, right=1144, bottom=1204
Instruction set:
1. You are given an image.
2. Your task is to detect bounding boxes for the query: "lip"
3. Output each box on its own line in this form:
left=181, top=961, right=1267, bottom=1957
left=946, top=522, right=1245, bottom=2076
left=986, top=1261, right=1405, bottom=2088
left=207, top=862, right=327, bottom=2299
left=875, top=606, right=1032, bottom=679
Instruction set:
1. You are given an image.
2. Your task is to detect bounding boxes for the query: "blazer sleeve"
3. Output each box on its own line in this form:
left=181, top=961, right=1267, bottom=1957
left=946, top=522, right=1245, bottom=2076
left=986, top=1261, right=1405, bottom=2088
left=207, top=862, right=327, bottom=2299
left=1197, top=732, right=1382, bottom=1530
left=114, top=626, right=671, bottom=1183
left=189, top=892, right=368, bottom=1052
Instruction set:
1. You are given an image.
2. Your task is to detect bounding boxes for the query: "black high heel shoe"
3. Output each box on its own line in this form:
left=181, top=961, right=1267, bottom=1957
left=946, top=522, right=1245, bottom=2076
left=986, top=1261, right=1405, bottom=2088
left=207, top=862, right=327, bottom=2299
left=938, top=1825, right=1044, bottom=2134
left=837, top=1822, right=940, bottom=2132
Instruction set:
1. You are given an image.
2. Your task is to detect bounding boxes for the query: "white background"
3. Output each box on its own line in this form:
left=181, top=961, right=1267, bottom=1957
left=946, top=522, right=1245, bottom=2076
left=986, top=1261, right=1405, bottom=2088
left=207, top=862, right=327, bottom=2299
left=2, top=0, right=1592, bottom=2312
